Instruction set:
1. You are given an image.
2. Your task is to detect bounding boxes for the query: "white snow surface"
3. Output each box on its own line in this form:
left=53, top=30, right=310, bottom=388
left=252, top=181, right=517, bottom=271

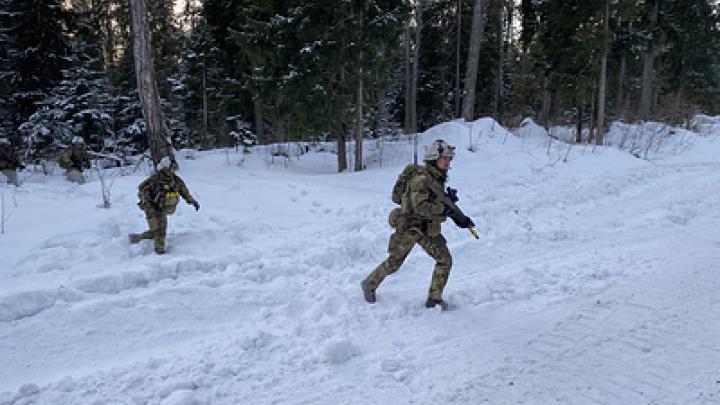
left=1, top=118, right=719, bottom=404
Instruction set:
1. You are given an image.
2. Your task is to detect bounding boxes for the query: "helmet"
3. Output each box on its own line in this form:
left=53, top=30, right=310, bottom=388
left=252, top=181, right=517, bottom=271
left=156, top=156, right=177, bottom=171
left=423, top=139, right=455, bottom=161
left=72, top=136, right=85, bottom=144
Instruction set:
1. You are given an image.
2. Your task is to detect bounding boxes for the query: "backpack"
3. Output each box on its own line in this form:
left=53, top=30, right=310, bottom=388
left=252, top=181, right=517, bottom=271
left=142, top=175, right=180, bottom=214
left=391, top=164, right=426, bottom=207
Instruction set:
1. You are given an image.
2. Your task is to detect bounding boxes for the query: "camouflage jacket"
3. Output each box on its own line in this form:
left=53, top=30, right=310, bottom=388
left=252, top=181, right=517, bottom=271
left=58, top=145, right=92, bottom=170
left=0, top=144, right=22, bottom=170
left=138, top=171, right=195, bottom=210
left=402, top=163, right=449, bottom=235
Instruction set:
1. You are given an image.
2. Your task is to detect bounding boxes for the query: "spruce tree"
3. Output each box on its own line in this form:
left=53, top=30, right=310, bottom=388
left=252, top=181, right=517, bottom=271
left=18, top=4, right=118, bottom=159
left=0, top=0, right=70, bottom=142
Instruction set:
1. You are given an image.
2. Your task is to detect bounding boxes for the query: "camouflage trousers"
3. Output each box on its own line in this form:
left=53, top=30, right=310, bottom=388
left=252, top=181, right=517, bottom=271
left=65, top=168, right=85, bottom=184
left=364, top=228, right=452, bottom=301
left=1, top=169, right=18, bottom=186
left=132, top=206, right=167, bottom=253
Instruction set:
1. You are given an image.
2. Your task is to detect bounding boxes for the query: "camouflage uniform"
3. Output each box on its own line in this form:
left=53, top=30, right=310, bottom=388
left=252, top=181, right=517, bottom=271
left=58, top=144, right=92, bottom=184
left=364, top=162, right=453, bottom=303
left=129, top=168, right=198, bottom=254
left=0, top=141, right=23, bottom=186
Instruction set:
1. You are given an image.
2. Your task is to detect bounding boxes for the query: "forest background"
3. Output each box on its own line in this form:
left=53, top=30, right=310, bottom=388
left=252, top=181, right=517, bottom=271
left=1, top=0, right=718, bottom=171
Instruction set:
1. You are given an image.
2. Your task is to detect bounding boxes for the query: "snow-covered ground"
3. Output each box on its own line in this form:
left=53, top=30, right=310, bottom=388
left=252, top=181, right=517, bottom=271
left=1, top=118, right=719, bottom=404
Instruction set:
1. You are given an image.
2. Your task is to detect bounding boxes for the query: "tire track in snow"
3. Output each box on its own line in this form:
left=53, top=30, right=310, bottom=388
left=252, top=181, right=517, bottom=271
left=445, top=240, right=720, bottom=405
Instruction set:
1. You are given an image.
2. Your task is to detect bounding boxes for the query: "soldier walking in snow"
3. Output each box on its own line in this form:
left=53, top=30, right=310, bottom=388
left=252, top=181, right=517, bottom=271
left=58, top=136, right=92, bottom=184
left=361, top=139, right=476, bottom=310
left=129, top=157, right=200, bottom=254
left=0, top=137, right=24, bottom=186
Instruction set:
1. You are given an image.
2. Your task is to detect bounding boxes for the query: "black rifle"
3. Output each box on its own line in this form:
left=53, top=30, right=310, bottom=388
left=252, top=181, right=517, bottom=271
left=427, top=183, right=479, bottom=239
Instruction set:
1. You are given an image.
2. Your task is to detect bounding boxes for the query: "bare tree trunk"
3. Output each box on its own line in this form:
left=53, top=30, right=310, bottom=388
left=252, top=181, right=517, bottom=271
left=542, top=74, right=551, bottom=131
left=616, top=53, right=626, bottom=119
left=253, top=96, right=263, bottom=143
left=411, top=1, right=423, bottom=165
left=97, top=0, right=114, bottom=83
left=493, top=0, right=505, bottom=119
left=506, top=0, right=514, bottom=51
left=377, top=77, right=388, bottom=139
left=441, top=66, right=448, bottom=119
left=202, top=68, right=208, bottom=148
left=639, top=0, right=658, bottom=120
left=375, top=45, right=388, bottom=141
left=455, top=0, right=462, bottom=118
left=275, top=93, right=286, bottom=144
left=576, top=101, right=583, bottom=143
left=355, top=69, right=364, bottom=172
left=338, top=122, right=347, bottom=172
left=404, top=26, right=412, bottom=133
left=596, top=0, right=609, bottom=145
left=462, top=0, right=487, bottom=122
left=589, top=88, right=596, bottom=144
left=410, top=1, right=422, bottom=135
left=552, top=92, right=561, bottom=126
left=130, top=0, right=171, bottom=166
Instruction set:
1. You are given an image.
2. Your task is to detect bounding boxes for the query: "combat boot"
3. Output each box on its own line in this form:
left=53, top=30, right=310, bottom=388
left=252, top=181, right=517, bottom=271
left=154, top=241, right=166, bottom=255
left=425, top=298, right=449, bottom=311
left=128, top=233, right=143, bottom=244
left=361, top=279, right=376, bottom=303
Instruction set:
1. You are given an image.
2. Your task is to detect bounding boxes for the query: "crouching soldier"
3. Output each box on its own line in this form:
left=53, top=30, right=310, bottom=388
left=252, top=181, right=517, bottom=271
left=129, top=157, right=200, bottom=254
left=58, top=136, right=92, bottom=184
left=361, top=139, right=475, bottom=310
left=0, top=137, right=24, bottom=186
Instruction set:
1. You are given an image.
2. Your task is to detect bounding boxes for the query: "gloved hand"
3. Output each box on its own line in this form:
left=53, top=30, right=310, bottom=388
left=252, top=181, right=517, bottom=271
left=458, top=215, right=475, bottom=229
left=191, top=200, right=200, bottom=211
left=441, top=204, right=454, bottom=216
left=445, top=187, right=459, bottom=203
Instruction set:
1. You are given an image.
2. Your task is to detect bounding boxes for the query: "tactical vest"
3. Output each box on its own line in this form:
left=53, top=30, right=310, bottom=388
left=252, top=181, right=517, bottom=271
left=143, top=174, right=181, bottom=214
left=157, top=181, right=180, bottom=214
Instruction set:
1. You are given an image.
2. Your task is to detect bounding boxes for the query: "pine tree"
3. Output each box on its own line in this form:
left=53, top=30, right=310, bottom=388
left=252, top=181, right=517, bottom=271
left=206, top=0, right=409, bottom=165
left=18, top=4, right=118, bottom=159
left=168, top=2, right=234, bottom=149
left=659, top=0, right=720, bottom=119
left=0, top=0, right=70, bottom=142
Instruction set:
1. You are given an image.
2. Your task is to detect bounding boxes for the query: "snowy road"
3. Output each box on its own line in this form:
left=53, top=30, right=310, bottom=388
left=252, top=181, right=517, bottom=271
left=443, top=233, right=720, bottom=404
left=1, top=120, right=719, bottom=404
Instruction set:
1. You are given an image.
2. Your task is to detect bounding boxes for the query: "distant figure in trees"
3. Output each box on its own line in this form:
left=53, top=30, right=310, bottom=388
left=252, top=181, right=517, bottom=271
left=0, top=137, right=24, bottom=186
left=58, top=136, right=92, bottom=184
left=129, top=157, right=200, bottom=254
